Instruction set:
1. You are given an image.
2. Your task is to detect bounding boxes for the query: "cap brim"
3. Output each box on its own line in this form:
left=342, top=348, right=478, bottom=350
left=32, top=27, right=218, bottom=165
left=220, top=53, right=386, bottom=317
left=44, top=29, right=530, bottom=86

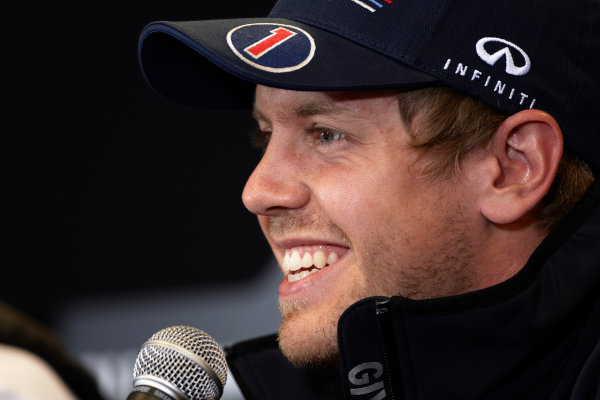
left=138, top=18, right=439, bottom=108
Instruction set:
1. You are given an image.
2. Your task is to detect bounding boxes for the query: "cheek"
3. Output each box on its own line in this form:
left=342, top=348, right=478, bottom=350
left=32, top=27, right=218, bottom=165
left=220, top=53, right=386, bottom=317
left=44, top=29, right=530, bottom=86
left=313, top=180, right=373, bottom=235
left=314, top=160, right=415, bottom=224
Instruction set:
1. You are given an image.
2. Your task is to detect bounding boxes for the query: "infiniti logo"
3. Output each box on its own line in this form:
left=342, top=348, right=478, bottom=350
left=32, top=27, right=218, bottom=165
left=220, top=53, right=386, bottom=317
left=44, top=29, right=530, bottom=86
left=476, top=37, right=531, bottom=76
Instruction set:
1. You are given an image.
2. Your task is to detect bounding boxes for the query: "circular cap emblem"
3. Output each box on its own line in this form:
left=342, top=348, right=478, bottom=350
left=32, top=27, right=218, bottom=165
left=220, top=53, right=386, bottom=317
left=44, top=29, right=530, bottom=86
left=226, top=23, right=316, bottom=73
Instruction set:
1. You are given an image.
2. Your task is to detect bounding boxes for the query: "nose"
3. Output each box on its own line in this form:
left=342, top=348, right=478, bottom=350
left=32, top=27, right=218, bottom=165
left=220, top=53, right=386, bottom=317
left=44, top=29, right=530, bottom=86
left=242, top=134, right=310, bottom=216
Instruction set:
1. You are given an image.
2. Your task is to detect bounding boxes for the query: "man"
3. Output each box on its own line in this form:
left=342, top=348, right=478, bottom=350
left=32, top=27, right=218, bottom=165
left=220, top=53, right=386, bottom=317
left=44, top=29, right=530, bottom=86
left=138, top=0, right=599, bottom=398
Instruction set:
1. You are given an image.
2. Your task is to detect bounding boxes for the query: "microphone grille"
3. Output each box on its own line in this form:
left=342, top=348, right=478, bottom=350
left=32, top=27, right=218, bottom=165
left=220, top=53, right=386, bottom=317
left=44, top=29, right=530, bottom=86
left=133, top=325, right=227, bottom=400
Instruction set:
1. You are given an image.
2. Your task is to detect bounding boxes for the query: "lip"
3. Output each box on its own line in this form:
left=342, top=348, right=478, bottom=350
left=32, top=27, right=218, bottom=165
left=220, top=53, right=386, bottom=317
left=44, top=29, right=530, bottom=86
left=273, top=237, right=350, bottom=250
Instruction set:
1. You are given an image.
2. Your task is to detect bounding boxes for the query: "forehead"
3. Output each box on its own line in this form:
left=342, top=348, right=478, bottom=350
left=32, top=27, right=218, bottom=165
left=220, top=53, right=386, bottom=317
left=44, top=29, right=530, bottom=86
left=253, top=85, right=400, bottom=122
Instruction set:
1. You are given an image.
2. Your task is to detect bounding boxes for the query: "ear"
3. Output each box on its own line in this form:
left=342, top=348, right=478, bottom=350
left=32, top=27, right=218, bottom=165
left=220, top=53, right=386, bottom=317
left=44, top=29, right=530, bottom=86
left=479, top=109, right=563, bottom=225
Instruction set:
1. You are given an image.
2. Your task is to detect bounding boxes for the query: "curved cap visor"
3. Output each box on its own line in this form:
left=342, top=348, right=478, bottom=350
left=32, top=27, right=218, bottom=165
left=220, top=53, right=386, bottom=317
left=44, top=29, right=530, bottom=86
left=138, top=18, right=439, bottom=108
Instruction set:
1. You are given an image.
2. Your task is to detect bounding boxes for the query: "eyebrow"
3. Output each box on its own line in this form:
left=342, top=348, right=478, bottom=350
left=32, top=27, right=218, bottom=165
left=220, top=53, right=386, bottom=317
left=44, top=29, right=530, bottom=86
left=293, top=101, right=342, bottom=117
left=252, top=100, right=343, bottom=123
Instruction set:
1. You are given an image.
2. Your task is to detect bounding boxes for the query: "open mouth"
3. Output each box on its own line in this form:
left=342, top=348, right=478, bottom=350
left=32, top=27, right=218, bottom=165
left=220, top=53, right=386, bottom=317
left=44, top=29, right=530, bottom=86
left=282, top=245, right=345, bottom=282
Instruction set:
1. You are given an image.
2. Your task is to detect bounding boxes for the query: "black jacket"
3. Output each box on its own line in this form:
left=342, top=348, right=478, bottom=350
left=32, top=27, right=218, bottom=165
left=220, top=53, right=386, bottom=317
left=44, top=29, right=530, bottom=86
left=226, top=180, right=600, bottom=400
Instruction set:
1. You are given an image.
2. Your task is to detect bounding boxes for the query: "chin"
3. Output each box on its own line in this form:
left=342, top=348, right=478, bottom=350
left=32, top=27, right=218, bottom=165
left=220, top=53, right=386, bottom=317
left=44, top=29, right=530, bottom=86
left=277, top=313, right=340, bottom=367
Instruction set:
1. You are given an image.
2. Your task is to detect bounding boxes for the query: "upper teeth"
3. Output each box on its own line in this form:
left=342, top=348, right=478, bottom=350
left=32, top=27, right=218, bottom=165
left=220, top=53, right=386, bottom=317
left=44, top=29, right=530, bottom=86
left=282, top=247, right=341, bottom=282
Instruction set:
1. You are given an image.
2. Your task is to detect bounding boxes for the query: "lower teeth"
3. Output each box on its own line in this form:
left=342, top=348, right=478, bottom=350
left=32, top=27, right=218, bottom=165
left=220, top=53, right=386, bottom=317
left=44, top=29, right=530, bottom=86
left=287, top=268, right=320, bottom=282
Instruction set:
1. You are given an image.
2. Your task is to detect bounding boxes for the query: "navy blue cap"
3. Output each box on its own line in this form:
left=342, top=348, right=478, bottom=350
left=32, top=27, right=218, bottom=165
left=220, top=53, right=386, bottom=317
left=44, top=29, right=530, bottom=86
left=138, top=0, right=600, bottom=169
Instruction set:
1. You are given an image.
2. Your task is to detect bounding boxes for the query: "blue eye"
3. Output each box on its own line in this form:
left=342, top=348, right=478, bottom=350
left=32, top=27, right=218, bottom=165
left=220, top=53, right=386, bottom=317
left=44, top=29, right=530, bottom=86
left=319, top=128, right=344, bottom=144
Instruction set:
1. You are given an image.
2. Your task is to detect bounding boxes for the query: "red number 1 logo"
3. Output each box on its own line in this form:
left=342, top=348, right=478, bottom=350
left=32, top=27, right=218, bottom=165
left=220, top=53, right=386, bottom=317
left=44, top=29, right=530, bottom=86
left=244, top=27, right=297, bottom=59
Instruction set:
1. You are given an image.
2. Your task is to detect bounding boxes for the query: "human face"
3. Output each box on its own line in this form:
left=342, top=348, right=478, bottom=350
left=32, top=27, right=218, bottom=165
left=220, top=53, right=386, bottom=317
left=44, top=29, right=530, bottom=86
left=242, top=85, right=478, bottom=366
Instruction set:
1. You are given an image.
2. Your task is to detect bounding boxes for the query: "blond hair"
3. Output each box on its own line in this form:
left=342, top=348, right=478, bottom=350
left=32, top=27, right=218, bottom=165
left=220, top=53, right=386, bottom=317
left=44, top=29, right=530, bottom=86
left=397, top=86, right=595, bottom=231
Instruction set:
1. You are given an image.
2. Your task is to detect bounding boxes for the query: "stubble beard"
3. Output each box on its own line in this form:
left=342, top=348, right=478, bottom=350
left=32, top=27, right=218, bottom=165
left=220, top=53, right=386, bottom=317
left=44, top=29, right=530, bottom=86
left=273, top=203, right=475, bottom=367
left=271, top=213, right=354, bottom=366
left=277, top=304, right=339, bottom=366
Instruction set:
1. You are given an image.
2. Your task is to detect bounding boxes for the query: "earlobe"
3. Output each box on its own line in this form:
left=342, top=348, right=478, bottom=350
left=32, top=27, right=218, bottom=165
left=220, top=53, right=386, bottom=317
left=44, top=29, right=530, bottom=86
left=480, top=110, right=563, bottom=225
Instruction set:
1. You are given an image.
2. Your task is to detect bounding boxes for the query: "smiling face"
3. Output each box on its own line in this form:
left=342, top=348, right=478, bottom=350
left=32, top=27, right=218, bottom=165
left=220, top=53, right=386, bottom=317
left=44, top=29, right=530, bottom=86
left=242, top=85, right=482, bottom=366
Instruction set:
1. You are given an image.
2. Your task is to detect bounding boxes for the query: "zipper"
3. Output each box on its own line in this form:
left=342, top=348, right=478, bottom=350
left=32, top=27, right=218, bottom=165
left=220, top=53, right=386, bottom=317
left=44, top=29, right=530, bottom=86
left=376, top=298, right=406, bottom=400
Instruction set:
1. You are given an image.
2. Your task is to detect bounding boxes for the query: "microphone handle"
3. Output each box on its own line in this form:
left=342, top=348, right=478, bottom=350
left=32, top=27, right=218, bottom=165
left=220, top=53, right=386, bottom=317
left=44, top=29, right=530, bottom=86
left=126, top=385, right=180, bottom=400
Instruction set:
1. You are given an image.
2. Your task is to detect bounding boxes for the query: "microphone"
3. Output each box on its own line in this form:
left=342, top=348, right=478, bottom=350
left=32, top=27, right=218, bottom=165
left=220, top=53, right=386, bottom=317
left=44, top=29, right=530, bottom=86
left=126, top=325, right=228, bottom=400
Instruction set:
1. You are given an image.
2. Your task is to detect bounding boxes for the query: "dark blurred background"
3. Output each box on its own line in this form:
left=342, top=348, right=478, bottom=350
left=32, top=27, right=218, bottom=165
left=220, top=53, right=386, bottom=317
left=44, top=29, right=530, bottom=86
left=5, top=2, right=275, bottom=322
left=4, top=2, right=279, bottom=398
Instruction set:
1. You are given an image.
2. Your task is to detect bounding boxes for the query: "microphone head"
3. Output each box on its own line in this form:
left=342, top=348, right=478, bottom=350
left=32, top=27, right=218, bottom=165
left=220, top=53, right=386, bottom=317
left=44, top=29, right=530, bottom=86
left=132, top=325, right=227, bottom=400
